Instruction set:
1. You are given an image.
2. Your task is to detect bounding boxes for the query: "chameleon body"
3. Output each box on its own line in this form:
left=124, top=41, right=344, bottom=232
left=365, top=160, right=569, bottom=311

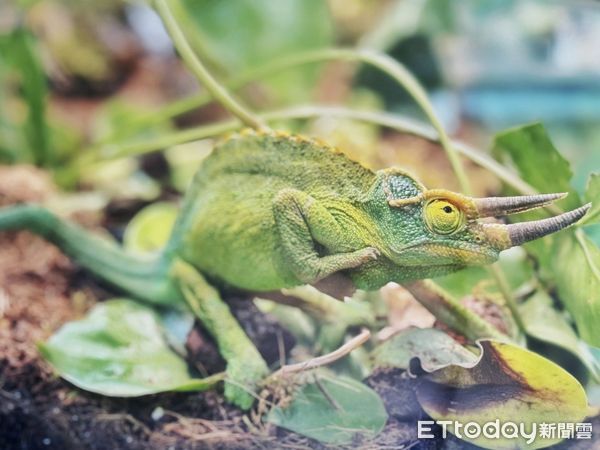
left=171, top=131, right=506, bottom=292
left=0, top=129, right=590, bottom=408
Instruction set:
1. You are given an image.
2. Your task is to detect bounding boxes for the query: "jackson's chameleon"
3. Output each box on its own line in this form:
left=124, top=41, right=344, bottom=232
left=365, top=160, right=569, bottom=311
left=0, top=128, right=590, bottom=408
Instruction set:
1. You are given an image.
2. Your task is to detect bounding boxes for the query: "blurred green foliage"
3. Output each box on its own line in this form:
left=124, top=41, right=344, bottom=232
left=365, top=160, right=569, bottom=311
left=180, top=0, right=333, bottom=103
left=0, top=28, right=49, bottom=165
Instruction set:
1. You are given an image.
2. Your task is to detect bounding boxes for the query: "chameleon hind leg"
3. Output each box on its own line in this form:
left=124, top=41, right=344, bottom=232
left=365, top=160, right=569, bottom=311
left=273, top=188, right=379, bottom=284
left=171, top=260, right=269, bottom=409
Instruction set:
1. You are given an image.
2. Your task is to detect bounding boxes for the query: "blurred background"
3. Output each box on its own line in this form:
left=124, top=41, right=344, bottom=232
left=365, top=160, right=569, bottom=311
left=0, top=0, right=599, bottom=235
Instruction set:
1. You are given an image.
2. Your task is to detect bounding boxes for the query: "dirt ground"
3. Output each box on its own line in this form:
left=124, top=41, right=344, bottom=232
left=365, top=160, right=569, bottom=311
left=0, top=166, right=598, bottom=450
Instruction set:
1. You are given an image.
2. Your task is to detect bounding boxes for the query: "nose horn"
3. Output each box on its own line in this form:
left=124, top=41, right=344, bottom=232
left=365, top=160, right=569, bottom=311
left=474, top=193, right=567, bottom=217
left=507, top=203, right=591, bottom=246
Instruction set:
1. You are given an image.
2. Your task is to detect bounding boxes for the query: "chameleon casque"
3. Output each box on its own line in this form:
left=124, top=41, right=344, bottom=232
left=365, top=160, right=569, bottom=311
left=0, top=128, right=591, bottom=408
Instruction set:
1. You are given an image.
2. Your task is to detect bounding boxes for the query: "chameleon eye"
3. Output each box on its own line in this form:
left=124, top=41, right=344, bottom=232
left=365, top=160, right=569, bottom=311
left=424, top=199, right=464, bottom=235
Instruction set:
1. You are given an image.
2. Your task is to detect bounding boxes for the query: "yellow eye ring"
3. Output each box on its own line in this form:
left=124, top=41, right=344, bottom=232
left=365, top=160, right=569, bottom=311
left=424, top=199, right=464, bottom=235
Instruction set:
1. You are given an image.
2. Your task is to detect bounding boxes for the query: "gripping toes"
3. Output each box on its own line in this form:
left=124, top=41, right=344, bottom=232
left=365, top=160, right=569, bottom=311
left=358, top=246, right=380, bottom=262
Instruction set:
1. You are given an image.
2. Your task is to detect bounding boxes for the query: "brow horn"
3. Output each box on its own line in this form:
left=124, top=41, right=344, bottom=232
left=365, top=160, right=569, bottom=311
left=474, top=193, right=567, bottom=217
left=506, top=203, right=591, bottom=246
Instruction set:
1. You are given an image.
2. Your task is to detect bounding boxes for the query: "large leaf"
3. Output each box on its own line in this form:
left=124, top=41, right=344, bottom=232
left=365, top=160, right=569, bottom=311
left=493, top=123, right=581, bottom=211
left=180, top=0, right=333, bottom=102
left=266, top=374, right=387, bottom=445
left=372, top=328, right=477, bottom=372
left=412, top=340, right=591, bottom=449
left=519, top=290, right=600, bottom=380
left=492, top=123, right=585, bottom=278
left=552, top=231, right=600, bottom=347
left=40, top=299, right=221, bottom=396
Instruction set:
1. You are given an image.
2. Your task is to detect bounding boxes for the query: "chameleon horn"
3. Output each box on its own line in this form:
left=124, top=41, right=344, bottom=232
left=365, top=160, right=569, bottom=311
left=505, top=203, right=591, bottom=246
left=474, top=193, right=567, bottom=217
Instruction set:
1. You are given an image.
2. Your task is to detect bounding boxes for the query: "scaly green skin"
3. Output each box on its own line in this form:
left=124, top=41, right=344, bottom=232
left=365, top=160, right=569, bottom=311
left=0, top=129, right=580, bottom=408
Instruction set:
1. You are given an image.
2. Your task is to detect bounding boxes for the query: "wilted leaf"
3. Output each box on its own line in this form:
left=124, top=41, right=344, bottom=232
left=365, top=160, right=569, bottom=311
left=180, top=0, right=333, bottom=103
left=372, top=328, right=477, bottom=372
left=40, top=299, right=221, bottom=396
left=519, top=290, right=600, bottom=380
left=552, top=231, right=600, bottom=347
left=266, top=374, right=387, bottom=445
left=123, top=202, right=179, bottom=256
left=413, top=340, right=590, bottom=449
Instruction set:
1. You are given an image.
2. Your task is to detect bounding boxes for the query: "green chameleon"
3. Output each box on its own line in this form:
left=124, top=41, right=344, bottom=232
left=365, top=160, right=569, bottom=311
left=0, top=128, right=590, bottom=408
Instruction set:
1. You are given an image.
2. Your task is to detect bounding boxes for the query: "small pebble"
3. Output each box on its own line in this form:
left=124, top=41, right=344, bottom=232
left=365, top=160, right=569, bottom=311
left=151, top=406, right=165, bottom=421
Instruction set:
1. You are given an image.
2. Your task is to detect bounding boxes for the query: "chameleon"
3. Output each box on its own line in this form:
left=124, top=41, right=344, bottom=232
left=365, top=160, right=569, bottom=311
left=0, top=128, right=590, bottom=408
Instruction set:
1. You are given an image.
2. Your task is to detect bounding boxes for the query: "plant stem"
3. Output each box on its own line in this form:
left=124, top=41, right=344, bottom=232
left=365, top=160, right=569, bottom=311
left=488, top=264, right=525, bottom=333
left=270, top=328, right=371, bottom=377
left=154, top=0, right=266, bottom=130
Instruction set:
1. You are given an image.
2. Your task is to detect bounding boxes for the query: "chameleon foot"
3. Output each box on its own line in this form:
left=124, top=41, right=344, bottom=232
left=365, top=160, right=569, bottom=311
left=224, top=354, right=269, bottom=410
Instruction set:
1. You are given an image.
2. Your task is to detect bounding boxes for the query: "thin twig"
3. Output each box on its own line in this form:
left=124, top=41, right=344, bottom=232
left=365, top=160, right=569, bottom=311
left=313, top=374, right=342, bottom=411
left=271, top=328, right=370, bottom=377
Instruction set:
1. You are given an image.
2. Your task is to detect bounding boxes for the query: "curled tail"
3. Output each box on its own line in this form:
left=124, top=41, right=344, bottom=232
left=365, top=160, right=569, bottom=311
left=0, top=204, right=182, bottom=307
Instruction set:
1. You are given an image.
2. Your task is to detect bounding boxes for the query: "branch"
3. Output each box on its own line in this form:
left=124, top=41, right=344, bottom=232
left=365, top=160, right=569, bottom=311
left=270, top=328, right=370, bottom=378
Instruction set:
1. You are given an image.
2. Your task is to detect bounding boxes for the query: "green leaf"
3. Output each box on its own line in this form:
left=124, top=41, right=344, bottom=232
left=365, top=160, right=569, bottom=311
left=372, top=328, right=477, bottom=371
left=493, top=122, right=581, bottom=210
left=434, top=247, right=534, bottom=299
left=123, top=202, right=179, bottom=256
left=519, top=290, right=600, bottom=380
left=8, top=29, right=50, bottom=166
left=414, top=340, right=591, bottom=449
left=553, top=231, right=600, bottom=347
left=40, top=299, right=222, bottom=396
left=266, top=374, right=387, bottom=445
left=434, top=266, right=488, bottom=299
left=180, top=0, right=333, bottom=102
left=581, top=173, right=600, bottom=225
left=492, top=123, right=584, bottom=278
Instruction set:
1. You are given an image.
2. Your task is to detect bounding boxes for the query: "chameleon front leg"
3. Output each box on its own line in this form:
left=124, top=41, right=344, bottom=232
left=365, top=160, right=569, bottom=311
left=273, top=188, right=379, bottom=284
left=171, top=260, right=269, bottom=409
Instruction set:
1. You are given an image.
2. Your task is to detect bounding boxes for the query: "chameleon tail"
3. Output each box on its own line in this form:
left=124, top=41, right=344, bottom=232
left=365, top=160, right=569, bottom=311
left=0, top=204, right=180, bottom=306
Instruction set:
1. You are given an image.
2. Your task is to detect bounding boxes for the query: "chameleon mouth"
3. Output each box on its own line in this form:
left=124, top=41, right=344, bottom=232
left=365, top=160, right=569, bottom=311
left=390, top=240, right=497, bottom=266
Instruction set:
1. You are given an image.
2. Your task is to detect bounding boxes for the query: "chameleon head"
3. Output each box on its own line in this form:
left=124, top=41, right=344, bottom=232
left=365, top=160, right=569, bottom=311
left=377, top=169, right=591, bottom=271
